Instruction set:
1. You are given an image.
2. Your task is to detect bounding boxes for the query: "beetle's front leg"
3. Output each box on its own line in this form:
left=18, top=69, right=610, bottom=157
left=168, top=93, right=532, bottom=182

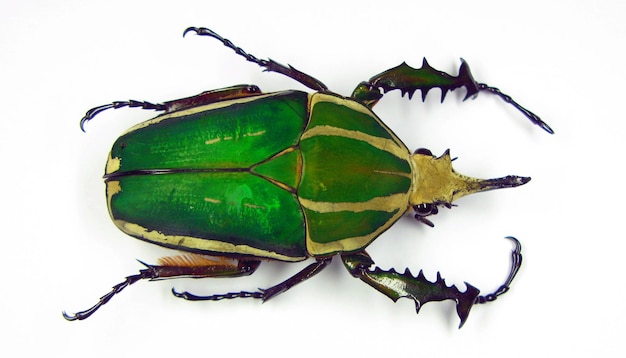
left=341, top=251, right=479, bottom=327
left=341, top=238, right=522, bottom=327
left=352, top=59, right=553, bottom=134
left=351, top=59, right=480, bottom=107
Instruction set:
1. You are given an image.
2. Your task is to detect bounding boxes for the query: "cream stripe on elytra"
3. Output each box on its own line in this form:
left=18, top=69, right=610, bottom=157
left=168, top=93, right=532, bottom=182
left=300, top=125, right=409, bottom=161
left=115, top=220, right=305, bottom=262
left=120, top=92, right=280, bottom=135
left=299, top=193, right=408, bottom=213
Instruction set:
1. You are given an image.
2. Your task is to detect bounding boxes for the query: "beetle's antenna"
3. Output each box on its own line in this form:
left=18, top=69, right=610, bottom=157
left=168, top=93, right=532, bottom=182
left=478, top=83, right=554, bottom=134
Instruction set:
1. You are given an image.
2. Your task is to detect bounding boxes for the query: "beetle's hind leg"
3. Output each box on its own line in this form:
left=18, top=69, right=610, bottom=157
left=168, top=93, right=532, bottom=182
left=184, top=27, right=328, bottom=92
left=172, top=257, right=332, bottom=302
left=79, top=85, right=263, bottom=131
left=62, top=254, right=260, bottom=321
left=80, top=100, right=166, bottom=131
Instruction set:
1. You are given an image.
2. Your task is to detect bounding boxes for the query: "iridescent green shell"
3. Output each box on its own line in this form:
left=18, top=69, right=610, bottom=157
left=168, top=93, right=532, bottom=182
left=105, top=90, right=412, bottom=261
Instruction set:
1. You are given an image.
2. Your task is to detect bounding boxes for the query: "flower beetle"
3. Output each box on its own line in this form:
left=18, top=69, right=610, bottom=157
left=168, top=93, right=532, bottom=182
left=65, top=27, right=551, bottom=327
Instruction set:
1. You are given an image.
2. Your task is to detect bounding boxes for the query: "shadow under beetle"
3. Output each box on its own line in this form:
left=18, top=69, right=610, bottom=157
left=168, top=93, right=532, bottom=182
left=65, top=27, right=551, bottom=327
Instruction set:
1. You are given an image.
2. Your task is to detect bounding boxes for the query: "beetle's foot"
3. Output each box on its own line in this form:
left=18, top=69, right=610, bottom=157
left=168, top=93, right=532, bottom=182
left=62, top=270, right=149, bottom=321
left=172, top=288, right=265, bottom=301
left=477, top=84, right=554, bottom=134
left=80, top=100, right=166, bottom=132
left=475, top=236, right=523, bottom=304
left=64, top=256, right=261, bottom=321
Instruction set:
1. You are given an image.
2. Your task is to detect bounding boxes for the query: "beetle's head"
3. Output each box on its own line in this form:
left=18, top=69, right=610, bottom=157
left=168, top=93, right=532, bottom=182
left=409, top=148, right=530, bottom=227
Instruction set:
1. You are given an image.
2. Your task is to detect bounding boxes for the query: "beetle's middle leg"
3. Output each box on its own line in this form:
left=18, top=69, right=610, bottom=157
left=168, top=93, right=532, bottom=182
left=172, top=257, right=332, bottom=302
left=62, top=254, right=260, bottom=321
left=184, top=27, right=329, bottom=92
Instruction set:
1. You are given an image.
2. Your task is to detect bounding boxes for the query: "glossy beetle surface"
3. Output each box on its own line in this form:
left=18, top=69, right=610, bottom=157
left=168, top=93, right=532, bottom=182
left=65, top=27, right=550, bottom=326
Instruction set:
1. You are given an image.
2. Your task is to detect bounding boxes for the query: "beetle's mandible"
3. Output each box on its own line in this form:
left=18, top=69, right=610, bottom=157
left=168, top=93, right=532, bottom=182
left=65, top=27, right=551, bottom=327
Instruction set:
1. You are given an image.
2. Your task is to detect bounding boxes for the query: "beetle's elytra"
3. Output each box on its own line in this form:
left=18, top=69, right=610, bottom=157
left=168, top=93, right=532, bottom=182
left=65, top=27, right=551, bottom=327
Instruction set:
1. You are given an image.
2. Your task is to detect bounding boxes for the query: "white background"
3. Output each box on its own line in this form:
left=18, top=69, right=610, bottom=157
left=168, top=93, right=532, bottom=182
left=2, top=0, right=624, bottom=356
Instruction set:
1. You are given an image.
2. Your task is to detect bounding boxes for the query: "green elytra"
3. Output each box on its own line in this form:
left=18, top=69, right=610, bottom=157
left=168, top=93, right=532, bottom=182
left=66, top=27, right=549, bottom=326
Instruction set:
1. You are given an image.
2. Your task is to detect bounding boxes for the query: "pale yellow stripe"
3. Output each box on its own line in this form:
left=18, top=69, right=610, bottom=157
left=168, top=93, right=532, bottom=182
left=114, top=220, right=306, bottom=262
left=205, top=130, right=266, bottom=145
left=300, top=125, right=409, bottom=161
left=308, top=93, right=408, bottom=152
left=310, top=92, right=381, bottom=119
left=106, top=152, right=121, bottom=175
left=373, top=169, right=412, bottom=179
left=299, top=193, right=408, bottom=213
left=106, top=181, right=122, bottom=218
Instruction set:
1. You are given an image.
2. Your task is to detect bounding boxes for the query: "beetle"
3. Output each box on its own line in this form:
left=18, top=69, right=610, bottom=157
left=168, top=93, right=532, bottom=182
left=64, top=27, right=552, bottom=327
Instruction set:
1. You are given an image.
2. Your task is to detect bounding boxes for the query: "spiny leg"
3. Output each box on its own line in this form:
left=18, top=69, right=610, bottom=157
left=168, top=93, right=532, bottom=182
left=184, top=27, right=328, bottom=92
left=341, top=238, right=523, bottom=328
left=79, top=85, right=262, bottom=131
left=63, top=254, right=261, bottom=321
left=173, top=257, right=332, bottom=302
left=351, top=58, right=553, bottom=134
left=342, top=251, right=479, bottom=328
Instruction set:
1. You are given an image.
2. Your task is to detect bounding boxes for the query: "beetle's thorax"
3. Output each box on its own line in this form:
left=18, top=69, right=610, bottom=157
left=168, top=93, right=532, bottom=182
left=410, top=150, right=464, bottom=206
left=409, top=150, right=531, bottom=208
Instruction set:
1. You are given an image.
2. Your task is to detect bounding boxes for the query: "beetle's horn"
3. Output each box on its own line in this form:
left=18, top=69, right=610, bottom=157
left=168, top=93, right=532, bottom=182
left=452, top=174, right=530, bottom=201
left=410, top=150, right=530, bottom=205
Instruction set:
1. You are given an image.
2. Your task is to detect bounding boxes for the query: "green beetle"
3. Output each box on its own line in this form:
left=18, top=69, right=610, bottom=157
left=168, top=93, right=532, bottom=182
left=65, top=27, right=551, bottom=326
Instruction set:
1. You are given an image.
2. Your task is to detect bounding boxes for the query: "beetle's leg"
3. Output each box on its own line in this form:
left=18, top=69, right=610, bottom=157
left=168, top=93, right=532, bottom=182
left=341, top=251, right=479, bottom=328
left=63, top=254, right=260, bottom=321
left=184, top=27, right=328, bottom=92
left=351, top=59, right=553, bottom=134
left=79, top=85, right=262, bottom=131
left=172, top=257, right=332, bottom=302
left=162, top=85, right=263, bottom=113
left=79, top=100, right=166, bottom=131
left=474, top=237, right=523, bottom=304
left=341, top=238, right=523, bottom=328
